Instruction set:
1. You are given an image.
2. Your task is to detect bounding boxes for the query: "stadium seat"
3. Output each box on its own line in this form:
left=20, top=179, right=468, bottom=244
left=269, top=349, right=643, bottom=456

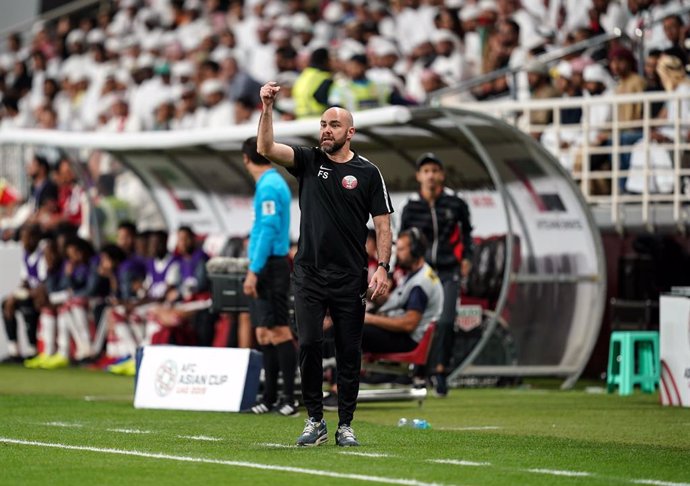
left=606, top=330, right=660, bottom=396
left=363, top=323, right=436, bottom=368
left=359, top=324, right=436, bottom=406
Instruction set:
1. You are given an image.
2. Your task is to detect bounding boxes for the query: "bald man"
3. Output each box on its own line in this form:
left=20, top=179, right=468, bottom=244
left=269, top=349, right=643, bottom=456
left=257, top=82, right=393, bottom=447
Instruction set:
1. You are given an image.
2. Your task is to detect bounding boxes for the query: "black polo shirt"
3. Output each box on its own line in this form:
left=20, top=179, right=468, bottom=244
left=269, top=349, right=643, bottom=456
left=288, top=146, right=393, bottom=276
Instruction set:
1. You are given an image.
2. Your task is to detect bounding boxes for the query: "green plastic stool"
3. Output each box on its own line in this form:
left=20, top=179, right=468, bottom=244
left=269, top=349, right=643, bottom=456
left=606, top=331, right=660, bottom=395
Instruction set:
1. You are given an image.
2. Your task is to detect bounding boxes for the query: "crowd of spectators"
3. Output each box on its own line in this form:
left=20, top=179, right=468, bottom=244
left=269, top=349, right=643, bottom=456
left=0, top=1, right=687, bottom=210
left=0, top=0, right=686, bottom=135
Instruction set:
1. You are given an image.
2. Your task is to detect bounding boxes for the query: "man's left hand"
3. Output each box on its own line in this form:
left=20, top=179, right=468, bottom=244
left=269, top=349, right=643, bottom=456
left=369, top=266, right=389, bottom=300
left=243, top=271, right=258, bottom=298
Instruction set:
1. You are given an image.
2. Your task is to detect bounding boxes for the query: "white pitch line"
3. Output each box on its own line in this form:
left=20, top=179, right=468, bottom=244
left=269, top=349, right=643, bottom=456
left=43, top=422, right=83, bottom=428
left=339, top=451, right=392, bottom=458
left=0, top=438, right=449, bottom=486
left=259, top=443, right=294, bottom=449
left=83, top=395, right=131, bottom=402
left=430, top=457, right=688, bottom=486
left=106, top=428, right=153, bottom=435
left=178, top=435, right=223, bottom=442
left=632, top=480, right=690, bottom=486
left=439, top=426, right=501, bottom=431
left=429, top=459, right=492, bottom=467
left=526, top=468, right=592, bottom=478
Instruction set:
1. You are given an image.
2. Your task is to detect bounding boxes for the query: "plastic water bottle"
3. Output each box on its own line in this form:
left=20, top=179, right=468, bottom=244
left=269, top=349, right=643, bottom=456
left=397, top=418, right=431, bottom=429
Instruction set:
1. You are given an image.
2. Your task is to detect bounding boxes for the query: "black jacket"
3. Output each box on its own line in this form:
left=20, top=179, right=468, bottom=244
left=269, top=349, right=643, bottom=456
left=399, top=188, right=473, bottom=272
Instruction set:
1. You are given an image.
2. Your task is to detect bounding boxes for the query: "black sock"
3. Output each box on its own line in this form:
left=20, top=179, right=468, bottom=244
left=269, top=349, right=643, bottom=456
left=276, top=340, right=297, bottom=402
left=261, top=344, right=279, bottom=405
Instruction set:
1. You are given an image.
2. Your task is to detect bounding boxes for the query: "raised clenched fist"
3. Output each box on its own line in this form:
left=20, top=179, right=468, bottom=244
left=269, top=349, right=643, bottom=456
left=260, top=82, right=280, bottom=107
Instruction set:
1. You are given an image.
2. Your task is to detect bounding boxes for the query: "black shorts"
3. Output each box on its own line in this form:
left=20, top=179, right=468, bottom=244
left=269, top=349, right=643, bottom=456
left=249, top=256, right=291, bottom=328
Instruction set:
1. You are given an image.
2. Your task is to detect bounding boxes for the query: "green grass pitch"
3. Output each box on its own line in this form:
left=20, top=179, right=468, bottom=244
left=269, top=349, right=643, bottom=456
left=1, top=364, right=688, bottom=485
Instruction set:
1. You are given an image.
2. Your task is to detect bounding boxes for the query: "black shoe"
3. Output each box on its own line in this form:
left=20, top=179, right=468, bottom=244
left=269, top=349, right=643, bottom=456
left=323, top=392, right=338, bottom=412
left=250, top=401, right=274, bottom=414
left=276, top=399, right=299, bottom=417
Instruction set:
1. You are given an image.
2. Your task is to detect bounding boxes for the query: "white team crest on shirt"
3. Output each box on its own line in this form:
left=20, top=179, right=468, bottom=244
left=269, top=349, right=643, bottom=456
left=341, top=175, right=358, bottom=190
left=262, top=200, right=276, bottom=216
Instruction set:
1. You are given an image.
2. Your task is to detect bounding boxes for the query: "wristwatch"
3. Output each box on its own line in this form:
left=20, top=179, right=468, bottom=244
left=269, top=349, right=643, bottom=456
left=378, top=261, right=390, bottom=272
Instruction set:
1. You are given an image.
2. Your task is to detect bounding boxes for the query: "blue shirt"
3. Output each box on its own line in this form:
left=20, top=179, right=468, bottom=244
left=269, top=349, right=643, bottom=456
left=248, top=168, right=291, bottom=273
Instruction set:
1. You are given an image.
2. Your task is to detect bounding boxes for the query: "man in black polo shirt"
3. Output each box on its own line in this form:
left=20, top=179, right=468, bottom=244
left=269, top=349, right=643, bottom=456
left=399, top=153, right=473, bottom=397
left=257, top=81, right=393, bottom=447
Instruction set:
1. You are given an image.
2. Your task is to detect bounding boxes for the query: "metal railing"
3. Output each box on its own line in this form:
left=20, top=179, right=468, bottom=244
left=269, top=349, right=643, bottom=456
left=429, top=4, right=690, bottom=104
left=429, top=30, right=625, bottom=103
left=440, top=90, right=690, bottom=232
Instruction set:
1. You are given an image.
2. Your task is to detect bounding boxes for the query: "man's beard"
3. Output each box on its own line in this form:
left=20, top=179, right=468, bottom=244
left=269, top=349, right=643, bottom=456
left=397, top=257, right=413, bottom=271
left=320, top=136, right=346, bottom=154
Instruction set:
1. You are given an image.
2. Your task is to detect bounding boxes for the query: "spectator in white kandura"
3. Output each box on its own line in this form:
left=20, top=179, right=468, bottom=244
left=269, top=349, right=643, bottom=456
left=394, top=0, right=436, bottom=57
left=0, top=32, right=28, bottom=73
left=101, top=95, right=142, bottom=132
left=171, top=60, right=195, bottom=87
left=366, top=40, right=406, bottom=94
left=197, top=78, right=236, bottom=128
left=172, top=84, right=200, bottom=130
left=460, top=4, right=483, bottom=76
left=429, top=29, right=468, bottom=86
left=405, top=38, right=437, bottom=103
left=246, top=21, right=278, bottom=84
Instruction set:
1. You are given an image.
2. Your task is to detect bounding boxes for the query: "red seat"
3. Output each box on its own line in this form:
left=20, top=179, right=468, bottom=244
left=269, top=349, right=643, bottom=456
left=363, top=323, right=436, bottom=366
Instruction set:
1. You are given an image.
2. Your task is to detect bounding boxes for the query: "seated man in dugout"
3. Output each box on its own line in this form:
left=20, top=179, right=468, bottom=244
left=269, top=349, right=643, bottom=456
left=362, top=228, right=443, bottom=354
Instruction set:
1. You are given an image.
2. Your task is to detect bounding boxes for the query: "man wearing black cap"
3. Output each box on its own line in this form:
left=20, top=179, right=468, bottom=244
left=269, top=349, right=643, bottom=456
left=399, top=153, right=473, bottom=397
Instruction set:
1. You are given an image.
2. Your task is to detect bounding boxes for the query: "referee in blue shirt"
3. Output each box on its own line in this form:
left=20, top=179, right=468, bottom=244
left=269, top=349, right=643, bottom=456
left=241, top=137, right=298, bottom=417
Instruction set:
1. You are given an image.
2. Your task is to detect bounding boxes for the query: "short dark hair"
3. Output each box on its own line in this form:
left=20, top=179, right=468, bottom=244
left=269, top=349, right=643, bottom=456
left=178, top=225, right=195, bottom=237
left=118, top=221, right=137, bottom=235
left=310, top=47, right=330, bottom=70
left=34, top=155, right=50, bottom=172
left=242, top=136, right=271, bottom=166
left=100, top=243, right=126, bottom=266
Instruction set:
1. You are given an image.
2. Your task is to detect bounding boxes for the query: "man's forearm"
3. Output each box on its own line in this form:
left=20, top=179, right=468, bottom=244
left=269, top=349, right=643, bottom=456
left=374, top=215, right=392, bottom=264
left=257, top=106, right=274, bottom=156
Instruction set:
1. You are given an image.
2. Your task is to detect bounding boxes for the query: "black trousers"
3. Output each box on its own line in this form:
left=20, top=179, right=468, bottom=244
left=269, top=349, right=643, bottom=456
left=292, top=265, right=367, bottom=426
left=362, top=326, right=418, bottom=353
left=3, top=297, right=38, bottom=346
left=429, top=269, right=460, bottom=372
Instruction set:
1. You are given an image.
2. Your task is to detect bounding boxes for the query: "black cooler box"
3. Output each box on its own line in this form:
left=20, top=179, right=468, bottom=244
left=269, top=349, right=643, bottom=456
left=207, top=257, right=251, bottom=313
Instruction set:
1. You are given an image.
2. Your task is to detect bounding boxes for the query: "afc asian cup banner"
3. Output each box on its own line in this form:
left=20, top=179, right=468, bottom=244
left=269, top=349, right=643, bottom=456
left=134, top=345, right=262, bottom=412
left=659, top=296, right=690, bottom=407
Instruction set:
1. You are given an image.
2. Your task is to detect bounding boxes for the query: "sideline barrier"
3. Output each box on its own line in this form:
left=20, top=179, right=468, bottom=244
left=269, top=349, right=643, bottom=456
left=659, top=294, right=690, bottom=407
left=134, top=345, right=262, bottom=412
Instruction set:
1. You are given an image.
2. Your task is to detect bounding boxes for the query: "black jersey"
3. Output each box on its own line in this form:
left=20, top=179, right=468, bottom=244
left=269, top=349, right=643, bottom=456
left=288, top=146, right=393, bottom=276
